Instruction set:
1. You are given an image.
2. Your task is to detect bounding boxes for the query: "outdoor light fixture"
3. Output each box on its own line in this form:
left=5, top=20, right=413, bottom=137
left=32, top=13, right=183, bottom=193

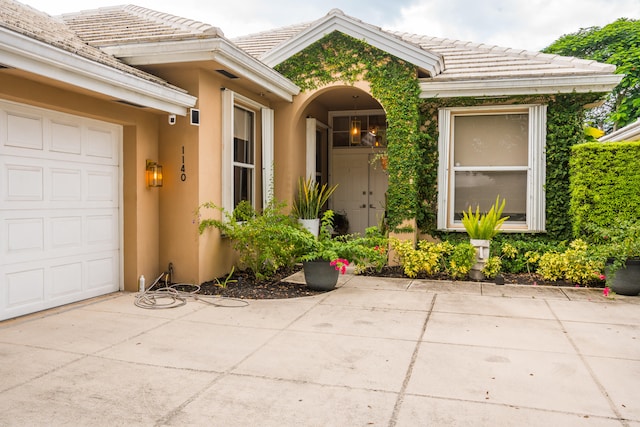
left=146, top=160, right=163, bottom=187
left=350, top=118, right=361, bottom=145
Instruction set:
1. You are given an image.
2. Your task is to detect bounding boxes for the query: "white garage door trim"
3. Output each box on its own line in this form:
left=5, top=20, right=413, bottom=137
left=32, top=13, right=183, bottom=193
left=0, top=99, right=123, bottom=321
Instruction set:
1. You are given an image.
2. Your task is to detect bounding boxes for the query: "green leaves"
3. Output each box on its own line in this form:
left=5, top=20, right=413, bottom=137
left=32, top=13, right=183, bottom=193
left=570, top=141, right=640, bottom=235
left=543, top=18, right=640, bottom=130
left=275, top=31, right=421, bottom=231
left=292, top=176, right=338, bottom=219
left=461, top=196, right=509, bottom=240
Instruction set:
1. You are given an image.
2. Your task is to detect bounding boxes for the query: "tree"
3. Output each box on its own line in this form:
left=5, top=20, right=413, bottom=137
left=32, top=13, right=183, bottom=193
left=543, top=18, right=640, bottom=132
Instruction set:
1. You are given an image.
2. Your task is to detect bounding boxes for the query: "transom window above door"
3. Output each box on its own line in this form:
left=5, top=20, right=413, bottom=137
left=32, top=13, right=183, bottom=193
left=330, top=110, right=387, bottom=148
left=437, top=104, right=548, bottom=232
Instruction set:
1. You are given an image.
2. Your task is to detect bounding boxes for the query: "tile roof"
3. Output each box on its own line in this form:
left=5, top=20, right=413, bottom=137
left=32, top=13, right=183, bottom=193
left=0, top=0, right=182, bottom=89
left=61, top=5, right=224, bottom=47
left=231, top=14, right=616, bottom=80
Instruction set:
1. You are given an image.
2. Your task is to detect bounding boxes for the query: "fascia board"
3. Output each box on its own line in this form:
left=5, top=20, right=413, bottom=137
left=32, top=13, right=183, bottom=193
left=419, top=75, right=624, bottom=98
left=599, top=118, right=640, bottom=142
left=0, top=27, right=196, bottom=115
left=105, top=39, right=300, bottom=102
left=259, top=14, right=444, bottom=76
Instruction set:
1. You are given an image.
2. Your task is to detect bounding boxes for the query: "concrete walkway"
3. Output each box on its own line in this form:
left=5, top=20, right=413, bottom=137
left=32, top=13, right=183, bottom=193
left=0, top=275, right=638, bottom=426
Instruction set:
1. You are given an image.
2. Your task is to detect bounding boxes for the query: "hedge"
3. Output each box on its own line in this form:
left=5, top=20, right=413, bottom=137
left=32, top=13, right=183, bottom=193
left=570, top=141, right=640, bottom=235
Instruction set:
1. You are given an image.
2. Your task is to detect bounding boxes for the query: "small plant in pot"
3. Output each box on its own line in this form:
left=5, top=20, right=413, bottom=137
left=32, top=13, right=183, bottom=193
left=589, top=221, right=640, bottom=296
left=299, top=210, right=387, bottom=290
left=461, top=195, right=509, bottom=280
left=292, top=176, right=338, bottom=237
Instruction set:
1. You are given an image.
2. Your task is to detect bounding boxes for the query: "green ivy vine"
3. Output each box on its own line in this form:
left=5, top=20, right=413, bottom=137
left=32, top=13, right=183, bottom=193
left=545, top=93, right=601, bottom=239
left=275, top=31, right=605, bottom=239
left=275, top=32, right=421, bottom=230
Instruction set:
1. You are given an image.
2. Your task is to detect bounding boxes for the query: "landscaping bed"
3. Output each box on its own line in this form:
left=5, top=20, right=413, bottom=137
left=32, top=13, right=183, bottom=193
left=178, top=265, right=582, bottom=300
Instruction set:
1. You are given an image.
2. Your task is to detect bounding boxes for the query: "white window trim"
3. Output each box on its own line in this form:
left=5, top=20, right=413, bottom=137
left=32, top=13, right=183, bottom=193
left=437, top=104, right=547, bottom=232
left=222, top=89, right=273, bottom=213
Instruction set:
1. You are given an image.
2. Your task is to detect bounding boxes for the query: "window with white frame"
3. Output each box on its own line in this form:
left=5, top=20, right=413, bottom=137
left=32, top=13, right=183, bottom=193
left=233, top=105, right=255, bottom=207
left=437, top=105, right=547, bottom=232
left=222, top=89, right=274, bottom=214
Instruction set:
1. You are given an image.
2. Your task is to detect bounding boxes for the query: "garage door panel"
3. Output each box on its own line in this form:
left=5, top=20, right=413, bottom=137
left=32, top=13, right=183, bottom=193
left=2, top=158, right=118, bottom=209
left=6, top=112, right=43, bottom=150
left=86, top=127, right=117, bottom=161
left=1, top=209, right=118, bottom=264
left=1, top=100, right=121, bottom=320
left=1, top=250, right=119, bottom=319
left=5, top=267, right=44, bottom=308
left=51, top=262, right=83, bottom=297
left=6, top=217, right=44, bottom=253
left=86, top=213, right=118, bottom=247
left=51, top=168, right=82, bottom=201
left=5, top=163, right=44, bottom=201
left=51, top=216, right=83, bottom=249
left=87, top=168, right=118, bottom=202
left=50, top=120, right=82, bottom=155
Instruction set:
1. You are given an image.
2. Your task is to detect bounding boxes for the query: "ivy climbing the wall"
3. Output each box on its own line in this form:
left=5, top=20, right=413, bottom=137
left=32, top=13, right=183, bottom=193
left=275, top=31, right=422, bottom=231
left=275, top=31, right=605, bottom=239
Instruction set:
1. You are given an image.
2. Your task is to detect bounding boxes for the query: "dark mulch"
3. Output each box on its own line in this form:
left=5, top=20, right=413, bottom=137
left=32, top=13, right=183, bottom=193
left=173, top=266, right=327, bottom=300
left=168, top=265, right=594, bottom=300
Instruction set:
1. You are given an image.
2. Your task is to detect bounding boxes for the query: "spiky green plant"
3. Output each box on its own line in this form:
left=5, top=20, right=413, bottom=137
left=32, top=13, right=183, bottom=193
left=292, top=176, right=338, bottom=219
left=461, top=196, right=509, bottom=240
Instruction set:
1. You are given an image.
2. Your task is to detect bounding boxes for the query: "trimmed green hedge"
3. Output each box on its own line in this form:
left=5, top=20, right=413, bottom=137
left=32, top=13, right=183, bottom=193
left=570, top=141, right=640, bottom=235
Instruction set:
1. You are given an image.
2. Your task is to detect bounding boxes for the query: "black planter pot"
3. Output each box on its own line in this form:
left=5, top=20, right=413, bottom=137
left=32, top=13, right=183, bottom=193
left=303, top=260, right=339, bottom=291
left=606, top=258, right=640, bottom=296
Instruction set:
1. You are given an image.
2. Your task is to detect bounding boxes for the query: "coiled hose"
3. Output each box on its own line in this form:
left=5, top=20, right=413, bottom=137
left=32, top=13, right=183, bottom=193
left=134, top=272, right=248, bottom=309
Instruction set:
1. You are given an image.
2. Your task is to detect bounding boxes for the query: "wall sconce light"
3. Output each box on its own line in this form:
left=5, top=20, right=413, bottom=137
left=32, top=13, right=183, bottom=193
left=146, top=160, right=163, bottom=187
left=350, top=118, right=361, bottom=145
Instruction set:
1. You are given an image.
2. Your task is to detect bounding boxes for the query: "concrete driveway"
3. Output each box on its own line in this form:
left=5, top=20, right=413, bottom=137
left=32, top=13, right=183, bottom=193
left=0, top=275, right=638, bottom=426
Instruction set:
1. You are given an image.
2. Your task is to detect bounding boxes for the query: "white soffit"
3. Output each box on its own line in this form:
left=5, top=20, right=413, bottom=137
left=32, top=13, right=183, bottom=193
left=0, top=27, right=196, bottom=115
left=258, top=10, right=444, bottom=77
left=420, top=74, right=624, bottom=98
left=104, top=39, right=300, bottom=102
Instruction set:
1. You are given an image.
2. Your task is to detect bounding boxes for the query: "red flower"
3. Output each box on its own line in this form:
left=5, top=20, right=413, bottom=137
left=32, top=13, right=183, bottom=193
left=330, top=258, right=350, bottom=274
left=603, top=287, right=610, bottom=297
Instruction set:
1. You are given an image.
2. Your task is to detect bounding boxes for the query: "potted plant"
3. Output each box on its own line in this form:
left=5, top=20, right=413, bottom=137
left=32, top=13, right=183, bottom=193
left=292, top=176, right=338, bottom=237
left=299, top=210, right=387, bottom=290
left=461, top=195, right=509, bottom=280
left=592, top=221, right=640, bottom=296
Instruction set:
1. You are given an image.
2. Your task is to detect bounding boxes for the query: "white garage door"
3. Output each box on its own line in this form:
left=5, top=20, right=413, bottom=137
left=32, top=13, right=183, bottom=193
left=0, top=100, right=121, bottom=321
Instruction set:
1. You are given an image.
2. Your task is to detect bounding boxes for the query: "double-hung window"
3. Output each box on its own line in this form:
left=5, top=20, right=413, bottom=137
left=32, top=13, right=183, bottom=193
left=222, top=89, right=274, bottom=213
left=233, top=106, right=254, bottom=207
left=437, top=105, right=547, bottom=232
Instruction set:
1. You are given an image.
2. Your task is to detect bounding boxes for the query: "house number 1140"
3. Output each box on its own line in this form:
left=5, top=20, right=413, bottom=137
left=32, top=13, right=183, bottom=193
left=181, top=146, right=187, bottom=182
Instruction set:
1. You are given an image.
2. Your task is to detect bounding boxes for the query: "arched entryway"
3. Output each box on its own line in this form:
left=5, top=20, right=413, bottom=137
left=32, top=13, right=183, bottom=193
left=303, top=86, right=388, bottom=235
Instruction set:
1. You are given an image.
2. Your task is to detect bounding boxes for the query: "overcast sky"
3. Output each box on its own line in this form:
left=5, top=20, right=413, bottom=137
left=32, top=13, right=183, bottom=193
left=18, top=0, right=640, bottom=51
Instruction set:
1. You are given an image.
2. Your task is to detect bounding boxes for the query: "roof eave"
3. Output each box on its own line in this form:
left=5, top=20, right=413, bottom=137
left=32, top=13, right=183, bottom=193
left=258, top=12, right=444, bottom=77
left=103, top=39, right=300, bottom=102
left=419, top=74, right=624, bottom=98
left=0, top=27, right=196, bottom=115
left=599, top=118, right=640, bottom=142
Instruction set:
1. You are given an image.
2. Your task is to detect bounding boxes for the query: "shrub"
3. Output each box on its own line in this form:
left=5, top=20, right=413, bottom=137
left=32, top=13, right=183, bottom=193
left=536, top=239, right=604, bottom=285
left=390, top=238, right=476, bottom=279
left=197, top=200, right=311, bottom=280
left=570, top=141, right=640, bottom=235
